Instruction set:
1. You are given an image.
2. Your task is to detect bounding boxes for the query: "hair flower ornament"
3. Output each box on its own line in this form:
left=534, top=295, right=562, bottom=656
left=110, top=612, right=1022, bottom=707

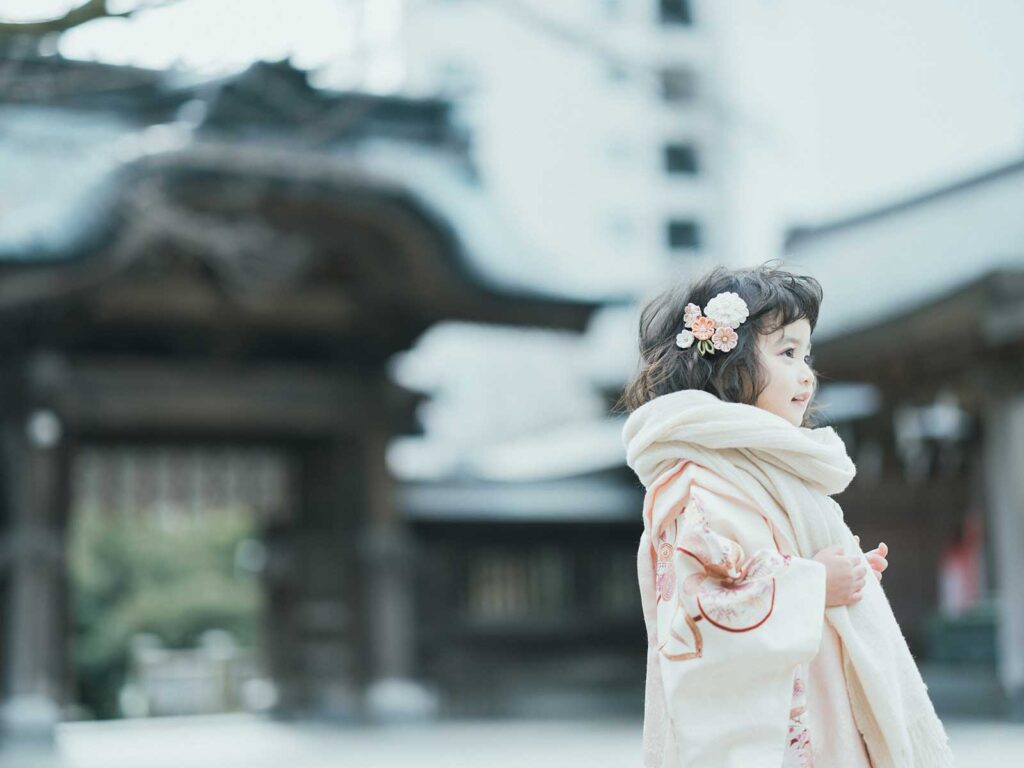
left=675, top=291, right=749, bottom=355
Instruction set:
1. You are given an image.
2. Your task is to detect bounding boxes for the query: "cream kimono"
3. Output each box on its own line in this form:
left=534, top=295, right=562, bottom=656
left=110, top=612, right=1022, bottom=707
left=640, top=459, right=829, bottom=768
left=629, top=389, right=952, bottom=768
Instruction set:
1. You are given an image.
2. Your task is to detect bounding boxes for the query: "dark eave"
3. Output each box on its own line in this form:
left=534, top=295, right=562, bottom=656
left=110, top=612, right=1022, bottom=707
left=813, top=269, right=1024, bottom=384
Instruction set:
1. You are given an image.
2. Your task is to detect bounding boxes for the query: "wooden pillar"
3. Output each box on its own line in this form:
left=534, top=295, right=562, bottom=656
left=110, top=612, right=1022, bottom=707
left=362, top=418, right=412, bottom=679
left=261, top=513, right=303, bottom=718
left=359, top=377, right=436, bottom=721
left=271, top=438, right=363, bottom=722
left=0, top=409, right=69, bottom=746
left=984, top=393, right=1024, bottom=719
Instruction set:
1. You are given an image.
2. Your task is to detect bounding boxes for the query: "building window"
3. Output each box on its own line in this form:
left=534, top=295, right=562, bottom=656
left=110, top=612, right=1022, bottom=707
left=659, top=67, right=698, bottom=103
left=659, top=0, right=694, bottom=25
left=666, top=219, right=701, bottom=250
left=664, top=143, right=699, bottom=174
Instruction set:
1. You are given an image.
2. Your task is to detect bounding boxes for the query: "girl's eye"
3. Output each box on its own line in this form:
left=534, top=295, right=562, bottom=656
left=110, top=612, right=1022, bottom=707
left=784, top=348, right=815, bottom=364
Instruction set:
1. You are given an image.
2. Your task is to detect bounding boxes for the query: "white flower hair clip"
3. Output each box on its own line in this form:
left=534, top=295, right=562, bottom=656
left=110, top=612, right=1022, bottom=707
left=675, top=291, right=749, bottom=355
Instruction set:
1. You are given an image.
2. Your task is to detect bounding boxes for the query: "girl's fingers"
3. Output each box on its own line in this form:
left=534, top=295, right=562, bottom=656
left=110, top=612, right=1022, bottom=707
left=878, top=542, right=888, bottom=557
left=875, top=570, right=883, bottom=581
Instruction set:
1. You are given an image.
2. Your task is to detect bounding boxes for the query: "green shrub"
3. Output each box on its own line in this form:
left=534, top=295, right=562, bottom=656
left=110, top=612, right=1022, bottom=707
left=69, top=505, right=262, bottom=719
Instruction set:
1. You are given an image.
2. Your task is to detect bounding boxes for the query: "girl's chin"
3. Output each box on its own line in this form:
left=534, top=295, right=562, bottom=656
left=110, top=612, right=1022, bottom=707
left=785, top=401, right=807, bottom=424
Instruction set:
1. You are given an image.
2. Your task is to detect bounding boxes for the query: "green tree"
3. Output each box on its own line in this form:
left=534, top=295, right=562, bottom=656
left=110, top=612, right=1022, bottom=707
left=69, top=505, right=262, bottom=719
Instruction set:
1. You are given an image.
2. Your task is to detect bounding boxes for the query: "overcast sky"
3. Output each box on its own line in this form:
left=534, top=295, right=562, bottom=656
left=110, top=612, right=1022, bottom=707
left=725, top=1, right=1024, bottom=214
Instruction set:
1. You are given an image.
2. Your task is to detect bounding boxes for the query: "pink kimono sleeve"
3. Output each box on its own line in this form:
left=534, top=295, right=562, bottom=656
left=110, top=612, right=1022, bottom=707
left=653, top=480, right=827, bottom=768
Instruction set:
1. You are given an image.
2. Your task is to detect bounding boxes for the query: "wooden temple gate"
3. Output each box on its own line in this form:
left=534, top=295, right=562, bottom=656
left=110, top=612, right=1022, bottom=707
left=0, top=56, right=603, bottom=744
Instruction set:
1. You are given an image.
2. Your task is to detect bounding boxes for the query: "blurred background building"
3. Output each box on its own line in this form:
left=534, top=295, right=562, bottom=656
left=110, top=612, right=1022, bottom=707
left=0, top=49, right=610, bottom=746
left=1, top=0, right=1024, bottom=765
left=396, top=0, right=730, bottom=289
left=786, top=159, right=1024, bottom=719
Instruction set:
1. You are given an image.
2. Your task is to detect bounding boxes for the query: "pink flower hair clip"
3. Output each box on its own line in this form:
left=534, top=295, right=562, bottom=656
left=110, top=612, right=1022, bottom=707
left=675, top=291, right=749, bottom=356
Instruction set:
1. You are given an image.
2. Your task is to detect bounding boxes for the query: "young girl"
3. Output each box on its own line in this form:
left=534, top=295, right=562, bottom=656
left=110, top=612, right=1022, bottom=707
left=620, top=264, right=953, bottom=768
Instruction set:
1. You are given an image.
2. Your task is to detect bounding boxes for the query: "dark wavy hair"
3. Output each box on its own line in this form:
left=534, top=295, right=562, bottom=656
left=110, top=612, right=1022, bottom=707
left=616, top=261, right=825, bottom=426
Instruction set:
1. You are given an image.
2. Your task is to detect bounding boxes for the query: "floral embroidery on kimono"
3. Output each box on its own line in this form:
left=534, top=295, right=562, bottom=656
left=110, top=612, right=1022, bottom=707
left=675, top=492, right=791, bottom=633
left=783, top=665, right=814, bottom=767
left=643, top=464, right=828, bottom=767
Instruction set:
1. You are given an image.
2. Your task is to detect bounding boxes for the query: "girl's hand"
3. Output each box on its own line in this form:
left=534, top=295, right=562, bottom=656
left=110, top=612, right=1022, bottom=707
left=854, top=535, right=889, bottom=582
left=812, top=544, right=866, bottom=607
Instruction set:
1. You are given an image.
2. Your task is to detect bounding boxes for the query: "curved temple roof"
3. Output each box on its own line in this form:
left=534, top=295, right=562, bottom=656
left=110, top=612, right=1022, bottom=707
left=0, top=56, right=626, bottom=332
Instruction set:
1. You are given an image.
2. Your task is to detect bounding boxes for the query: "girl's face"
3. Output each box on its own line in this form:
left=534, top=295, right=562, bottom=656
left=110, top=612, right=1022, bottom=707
left=753, top=317, right=816, bottom=427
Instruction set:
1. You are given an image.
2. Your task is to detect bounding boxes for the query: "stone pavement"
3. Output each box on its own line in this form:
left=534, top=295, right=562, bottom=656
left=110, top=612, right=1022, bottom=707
left=0, top=714, right=1021, bottom=767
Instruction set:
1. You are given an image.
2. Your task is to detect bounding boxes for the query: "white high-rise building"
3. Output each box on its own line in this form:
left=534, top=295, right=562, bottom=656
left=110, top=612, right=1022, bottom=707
left=331, top=0, right=733, bottom=296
